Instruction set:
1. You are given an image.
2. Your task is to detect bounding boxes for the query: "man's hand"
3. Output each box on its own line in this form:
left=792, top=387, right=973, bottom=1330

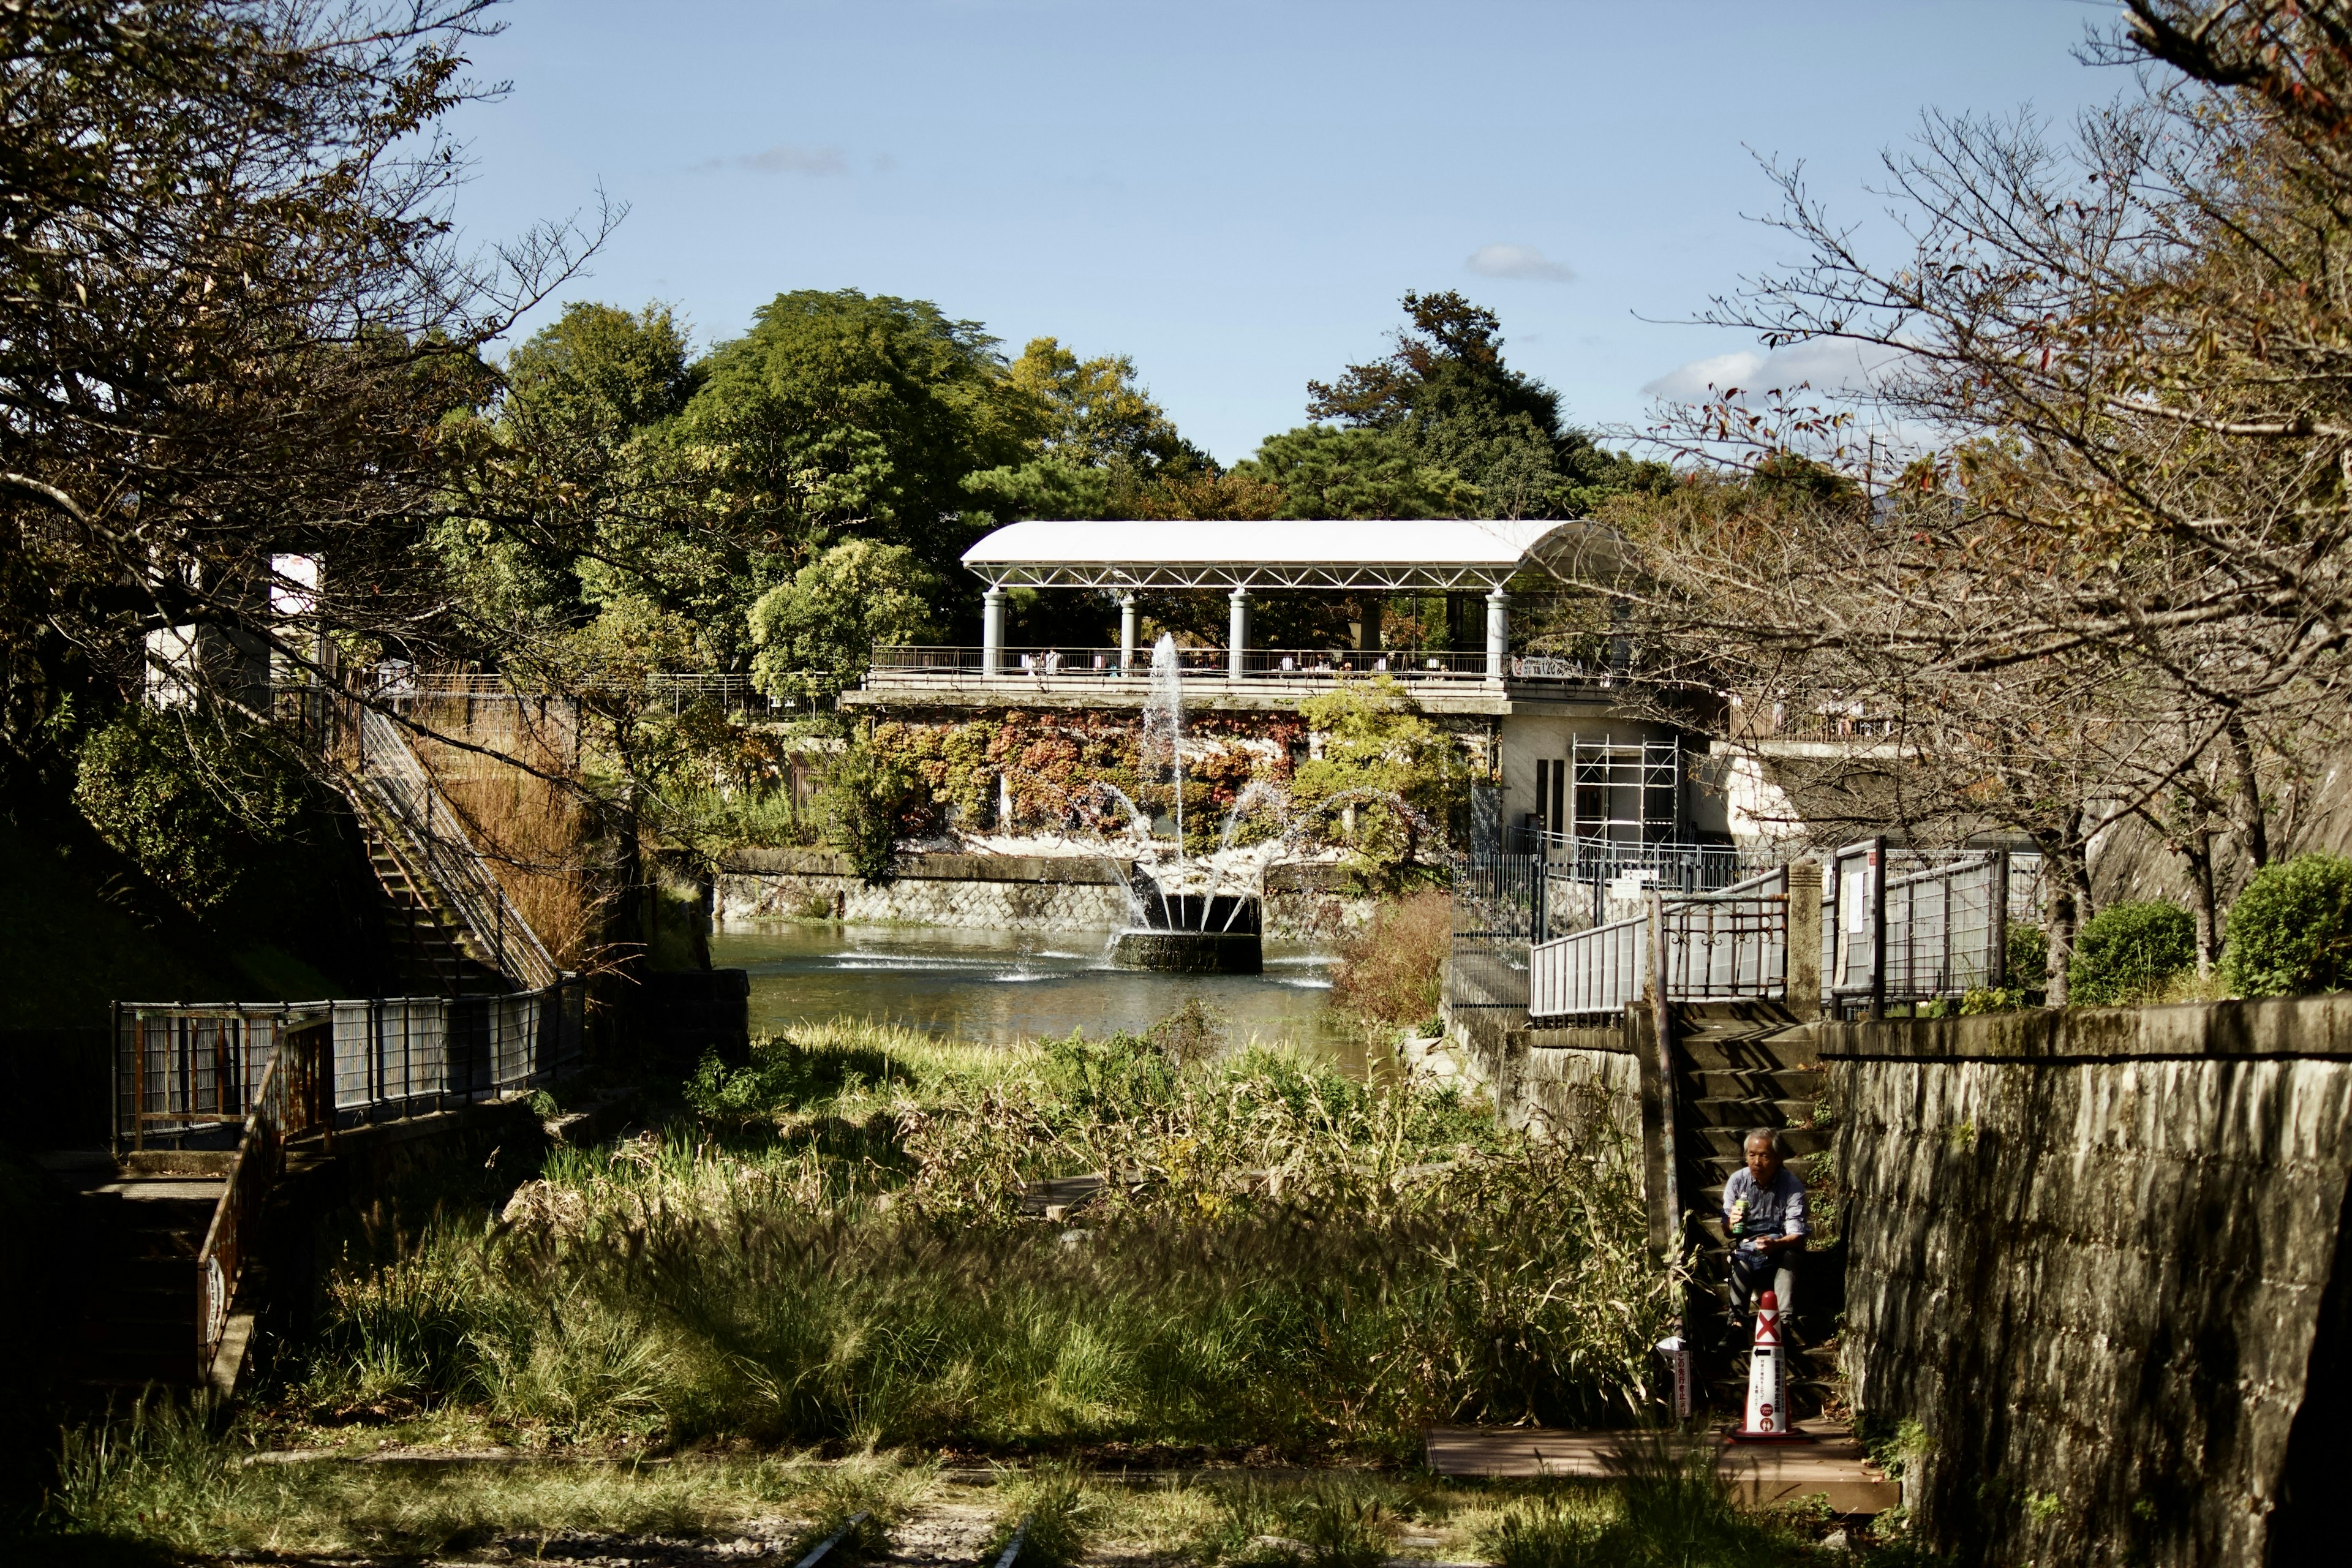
left=1751, top=1232, right=1806, bottom=1255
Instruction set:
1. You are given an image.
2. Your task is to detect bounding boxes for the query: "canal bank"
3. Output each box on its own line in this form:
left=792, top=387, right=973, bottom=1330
left=710, top=848, right=1376, bottom=939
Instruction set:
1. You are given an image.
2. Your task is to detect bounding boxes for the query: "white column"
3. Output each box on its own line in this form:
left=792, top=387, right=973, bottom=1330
left=1486, top=588, right=1509, bottom=682
left=982, top=587, right=1006, bottom=676
left=1119, top=593, right=1137, bottom=673
left=1228, top=589, right=1250, bottom=679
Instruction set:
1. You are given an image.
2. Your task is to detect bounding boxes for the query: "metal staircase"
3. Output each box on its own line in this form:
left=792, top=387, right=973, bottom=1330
left=347, top=709, right=559, bottom=995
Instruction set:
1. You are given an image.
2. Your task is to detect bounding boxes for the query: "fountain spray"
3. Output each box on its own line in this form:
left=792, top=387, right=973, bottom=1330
left=1142, top=635, right=1189, bottom=924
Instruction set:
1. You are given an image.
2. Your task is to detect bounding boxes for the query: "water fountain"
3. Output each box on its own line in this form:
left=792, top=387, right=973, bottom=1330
left=974, top=634, right=1441, bottom=974
left=1110, top=635, right=1266, bottom=974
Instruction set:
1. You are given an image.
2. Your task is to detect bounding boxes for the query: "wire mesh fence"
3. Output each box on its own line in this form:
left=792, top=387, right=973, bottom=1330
left=1448, top=853, right=1545, bottom=1013
left=114, top=978, right=586, bottom=1149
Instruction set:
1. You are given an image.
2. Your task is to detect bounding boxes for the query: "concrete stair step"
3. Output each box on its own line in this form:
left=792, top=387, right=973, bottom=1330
left=1687, top=1068, right=1825, bottom=1099
left=1673, top=1037, right=1820, bottom=1072
left=1684, top=1095, right=1814, bottom=1129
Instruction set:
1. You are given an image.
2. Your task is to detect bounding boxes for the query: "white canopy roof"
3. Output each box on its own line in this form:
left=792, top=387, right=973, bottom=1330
left=961, top=517, right=1570, bottom=590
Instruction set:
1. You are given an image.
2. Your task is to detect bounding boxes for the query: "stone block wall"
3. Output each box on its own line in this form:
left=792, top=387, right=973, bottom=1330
left=1496, top=1025, right=1641, bottom=1147
left=1821, top=996, right=2352, bottom=1566
left=715, top=849, right=1135, bottom=930
left=712, top=849, right=1373, bottom=937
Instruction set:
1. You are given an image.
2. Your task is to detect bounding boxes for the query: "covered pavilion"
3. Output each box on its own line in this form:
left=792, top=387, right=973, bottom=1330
left=959, top=516, right=1589, bottom=680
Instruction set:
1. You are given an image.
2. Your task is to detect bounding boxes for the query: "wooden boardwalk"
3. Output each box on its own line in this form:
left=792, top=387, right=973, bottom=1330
left=1424, top=1423, right=1899, bottom=1515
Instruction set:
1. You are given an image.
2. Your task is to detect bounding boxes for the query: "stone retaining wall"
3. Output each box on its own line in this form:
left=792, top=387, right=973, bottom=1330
left=1820, top=995, right=2352, bottom=1566
left=714, top=849, right=1372, bottom=937
left=1496, top=1025, right=1640, bottom=1146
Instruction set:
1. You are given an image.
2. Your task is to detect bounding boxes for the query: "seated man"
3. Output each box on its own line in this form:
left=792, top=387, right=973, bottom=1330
left=1723, top=1128, right=1807, bottom=1327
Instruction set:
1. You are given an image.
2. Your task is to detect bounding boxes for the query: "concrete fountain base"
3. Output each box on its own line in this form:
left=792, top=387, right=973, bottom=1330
left=1111, top=928, right=1264, bottom=974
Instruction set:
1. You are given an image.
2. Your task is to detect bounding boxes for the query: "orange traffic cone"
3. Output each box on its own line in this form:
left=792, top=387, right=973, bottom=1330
left=1727, top=1290, right=1815, bottom=1444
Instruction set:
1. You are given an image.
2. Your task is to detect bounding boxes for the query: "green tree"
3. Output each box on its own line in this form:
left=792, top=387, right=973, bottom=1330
left=74, top=707, right=306, bottom=914
left=1302, top=290, right=1666, bottom=518
left=679, top=288, right=1036, bottom=576
left=442, top=302, right=713, bottom=652
left=1289, top=677, right=1471, bottom=887
left=749, top=540, right=940, bottom=709
left=1235, top=426, right=1482, bottom=519
left=1005, top=336, right=1194, bottom=469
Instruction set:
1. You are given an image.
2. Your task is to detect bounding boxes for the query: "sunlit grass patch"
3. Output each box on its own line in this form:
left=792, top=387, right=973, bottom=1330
left=42, top=1394, right=832, bottom=1560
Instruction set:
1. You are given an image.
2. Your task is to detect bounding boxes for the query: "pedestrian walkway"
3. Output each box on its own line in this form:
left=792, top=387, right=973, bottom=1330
left=1423, top=1423, right=1898, bottom=1514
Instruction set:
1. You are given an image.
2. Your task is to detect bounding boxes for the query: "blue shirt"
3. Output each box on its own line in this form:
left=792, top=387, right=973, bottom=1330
left=1723, top=1166, right=1807, bottom=1253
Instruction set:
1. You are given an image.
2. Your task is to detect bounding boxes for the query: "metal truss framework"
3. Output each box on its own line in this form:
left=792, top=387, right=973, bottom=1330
left=968, top=561, right=1522, bottom=592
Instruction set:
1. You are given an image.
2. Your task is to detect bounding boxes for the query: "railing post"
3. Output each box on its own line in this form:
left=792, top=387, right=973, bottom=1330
left=1989, top=850, right=2011, bottom=990
left=1642, top=892, right=1681, bottom=1260
left=1786, top=861, right=1823, bottom=1017
left=1867, top=835, right=1888, bottom=1020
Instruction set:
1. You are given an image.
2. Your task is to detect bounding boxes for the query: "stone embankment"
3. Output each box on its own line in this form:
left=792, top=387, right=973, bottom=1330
left=1455, top=989, right=2352, bottom=1565
left=713, top=849, right=1373, bottom=938
left=1821, top=995, right=2352, bottom=1567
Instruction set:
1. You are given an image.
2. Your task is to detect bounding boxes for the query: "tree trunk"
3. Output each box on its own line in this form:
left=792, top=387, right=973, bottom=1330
left=2226, top=715, right=2271, bottom=870
left=2185, top=824, right=2218, bottom=978
left=2040, top=816, right=2089, bottom=1006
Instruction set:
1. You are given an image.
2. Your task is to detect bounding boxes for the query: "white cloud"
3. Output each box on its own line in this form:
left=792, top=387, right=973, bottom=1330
left=742, top=143, right=850, bottom=175
left=1642, top=340, right=1909, bottom=402
left=1465, top=243, right=1574, bottom=282
left=1640, top=350, right=1765, bottom=401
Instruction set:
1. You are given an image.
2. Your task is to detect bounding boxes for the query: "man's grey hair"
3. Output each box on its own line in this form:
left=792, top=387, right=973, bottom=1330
left=1743, top=1127, right=1784, bottom=1156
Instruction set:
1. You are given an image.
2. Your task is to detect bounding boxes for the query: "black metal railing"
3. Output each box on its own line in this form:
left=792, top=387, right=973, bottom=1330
left=113, top=979, right=587, bottom=1150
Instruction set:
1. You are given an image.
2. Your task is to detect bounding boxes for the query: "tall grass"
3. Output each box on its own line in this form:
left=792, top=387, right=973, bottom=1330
left=38, top=1390, right=852, bottom=1559
left=289, top=1020, right=1672, bottom=1457
left=1329, top=889, right=1451, bottom=1030
left=413, top=714, right=606, bottom=971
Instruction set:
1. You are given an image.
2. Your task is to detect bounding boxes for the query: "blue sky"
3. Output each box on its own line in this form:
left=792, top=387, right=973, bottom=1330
left=444, top=0, right=2126, bottom=464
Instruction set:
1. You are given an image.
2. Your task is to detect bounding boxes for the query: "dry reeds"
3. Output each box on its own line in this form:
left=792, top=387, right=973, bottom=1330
left=1329, top=889, right=1451, bottom=1029
left=288, top=1022, right=1672, bottom=1457
left=405, top=698, right=607, bottom=973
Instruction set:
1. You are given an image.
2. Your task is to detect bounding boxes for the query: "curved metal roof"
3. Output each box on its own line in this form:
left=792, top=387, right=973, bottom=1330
left=960, top=517, right=1572, bottom=590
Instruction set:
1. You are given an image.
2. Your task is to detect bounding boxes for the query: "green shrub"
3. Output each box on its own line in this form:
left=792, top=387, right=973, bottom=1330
left=73, top=706, right=307, bottom=913
left=819, top=745, right=918, bottom=885
left=2221, top=853, right=2352, bottom=997
left=2067, top=900, right=2196, bottom=1006
left=2004, top=922, right=2047, bottom=990
left=1958, top=987, right=2027, bottom=1016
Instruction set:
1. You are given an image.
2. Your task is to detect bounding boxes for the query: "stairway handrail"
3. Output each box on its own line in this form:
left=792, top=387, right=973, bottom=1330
left=1529, top=869, right=1792, bottom=1022
left=194, top=1014, right=331, bottom=1379
left=354, top=709, right=560, bottom=992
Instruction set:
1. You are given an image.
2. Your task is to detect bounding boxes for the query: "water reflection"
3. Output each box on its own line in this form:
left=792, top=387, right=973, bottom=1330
left=710, top=921, right=1347, bottom=1050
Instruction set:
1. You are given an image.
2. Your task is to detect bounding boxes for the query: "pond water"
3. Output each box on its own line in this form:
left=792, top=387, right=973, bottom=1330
left=709, top=921, right=1349, bottom=1050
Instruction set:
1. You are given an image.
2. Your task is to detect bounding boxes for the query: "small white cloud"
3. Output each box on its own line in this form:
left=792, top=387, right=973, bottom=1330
left=1466, top=243, right=1574, bottom=282
left=737, top=143, right=850, bottom=176
left=1642, top=341, right=1909, bottom=403
left=1642, top=350, right=1765, bottom=402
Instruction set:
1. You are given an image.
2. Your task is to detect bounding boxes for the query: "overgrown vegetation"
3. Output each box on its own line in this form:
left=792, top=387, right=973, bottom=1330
left=2066, top=900, right=2196, bottom=1007
left=1330, top=889, right=1451, bottom=1031
left=274, top=1019, right=1668, bottom=1458
left=28, top=1424, right=1923, bottom=1566
left=2220, top=852, right=2352, bottom=998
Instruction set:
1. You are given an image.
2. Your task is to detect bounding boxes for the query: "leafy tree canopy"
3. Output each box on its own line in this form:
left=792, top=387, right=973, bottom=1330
left=1293, top=290, right=1665, bottom=518
left=1234, top=426, right=1482, bottom=519
left=1289, top=677, right=1471, bottom=886
left=750, top=539, right=940, bottom=709
left=680, top=288, right=1036, bottom=575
